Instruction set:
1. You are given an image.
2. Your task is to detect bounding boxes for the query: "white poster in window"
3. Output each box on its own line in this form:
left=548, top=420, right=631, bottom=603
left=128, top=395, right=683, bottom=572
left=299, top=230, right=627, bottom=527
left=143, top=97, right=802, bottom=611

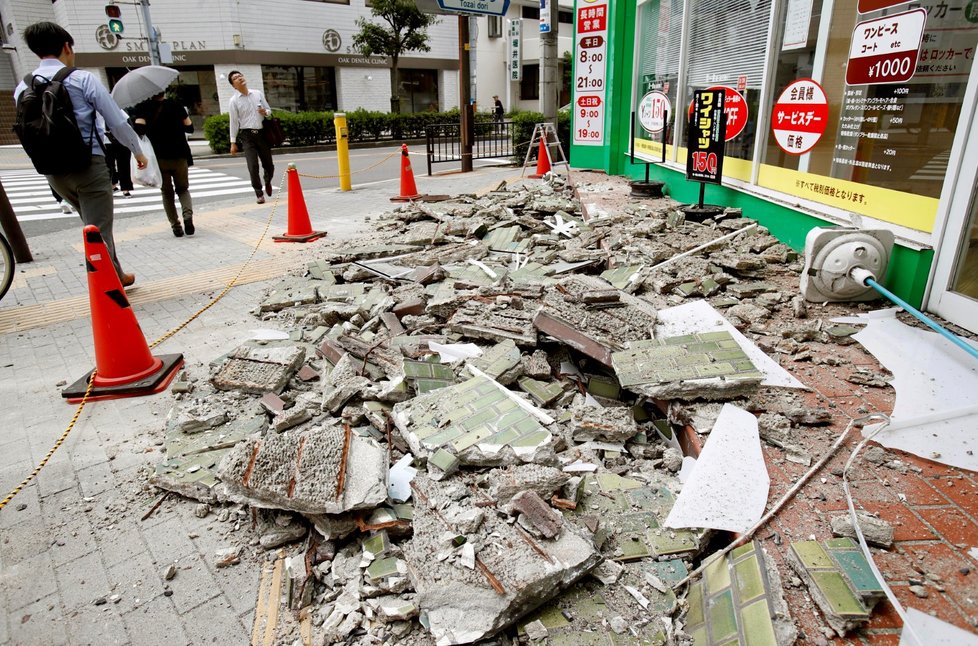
left=782, top=0, right=813, bottom=51
left=573, top=0, right=609, bottom=146
left=509, top=19, right=522, bottom=81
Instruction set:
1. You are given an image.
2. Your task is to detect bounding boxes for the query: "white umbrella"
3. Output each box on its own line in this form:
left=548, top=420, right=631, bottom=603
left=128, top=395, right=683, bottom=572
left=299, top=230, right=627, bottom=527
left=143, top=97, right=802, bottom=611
left=110, top=65, right=180, bottom=108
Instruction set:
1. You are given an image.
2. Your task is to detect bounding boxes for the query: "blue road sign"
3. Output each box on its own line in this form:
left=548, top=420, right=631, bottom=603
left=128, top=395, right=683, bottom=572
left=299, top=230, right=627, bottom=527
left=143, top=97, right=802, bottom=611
left=436, top=0, right=510, bottom=17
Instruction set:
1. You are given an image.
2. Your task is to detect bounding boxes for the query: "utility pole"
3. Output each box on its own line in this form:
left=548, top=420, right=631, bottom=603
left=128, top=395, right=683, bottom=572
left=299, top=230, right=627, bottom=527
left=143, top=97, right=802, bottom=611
left=138, top=0, right=162, bottom=66
left=540, top=0, right=558, bottom=125
left=459, top=16, right=473, bottom=172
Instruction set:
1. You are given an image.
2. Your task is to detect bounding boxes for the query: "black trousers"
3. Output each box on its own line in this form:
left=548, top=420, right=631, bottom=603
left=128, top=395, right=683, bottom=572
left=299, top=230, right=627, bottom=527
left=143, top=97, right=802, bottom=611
left=239, top=129, right=274, bottom=195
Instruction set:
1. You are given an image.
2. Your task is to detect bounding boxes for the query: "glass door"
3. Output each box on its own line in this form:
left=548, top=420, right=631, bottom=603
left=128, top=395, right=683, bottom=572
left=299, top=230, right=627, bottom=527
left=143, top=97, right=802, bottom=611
left=927, top=70, right=978, bottom=334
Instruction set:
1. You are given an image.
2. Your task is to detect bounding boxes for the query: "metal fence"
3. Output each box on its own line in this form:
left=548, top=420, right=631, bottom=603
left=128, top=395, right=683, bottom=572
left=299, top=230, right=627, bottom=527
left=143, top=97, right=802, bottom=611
left=424, top=121, right=515, bottom=175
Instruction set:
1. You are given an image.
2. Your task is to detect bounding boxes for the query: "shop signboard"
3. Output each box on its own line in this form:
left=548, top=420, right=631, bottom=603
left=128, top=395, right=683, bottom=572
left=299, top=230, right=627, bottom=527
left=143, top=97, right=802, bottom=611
left=857, top=0, right=912, bottom=14
left=771, top=79, right=829, bottom=155
left=638, top=90, right=671, bottom=134
left=509, top=19, right=521, bottom=81
left=573, top=0, right=609, bottom=146
left=686, top=88, right=726, bottom=184
left=846, top=8, right=927, bottom=85
left=687, top=85, right=748, bottom=141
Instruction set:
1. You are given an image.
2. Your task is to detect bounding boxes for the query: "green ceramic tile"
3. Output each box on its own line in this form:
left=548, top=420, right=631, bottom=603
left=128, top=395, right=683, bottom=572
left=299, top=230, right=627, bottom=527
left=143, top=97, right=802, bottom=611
left=690, top=626, right=709, bottom=646
left=708, top=589, right=738, bottom=642
left=421, top=426, right=465, bottom=448
left=731, top=543, right=756, bottom=560
left=367, top=557, right=401, bottom=581
left=810, top=571, right=868, bottom=617
left=686, top=581, right=705, bottom=628
left=791, top=541, right=834, bottom=569
left=482, top=428, right=521, bottom=448
left=831, top=550, right=884, bottom=594
left=647, top=529, right=697, bottom=556
left=392, top=504, right=413, bottom=521
left=415, top=378, right=453, bottom=393
left=740, top=599, right=778, bottom=646
left=452, top=426, right=496, bottom=451
left=703, top=553, right=732, bottom=595
left=363, top=531, right=389, bottom=557
left=510, top=429, right=550, bottom=448
left=734, top=554, right=766, bottom=603
left=429, top=448, right=459, bottom=473
left=618, top=535, right=652, bottom=560
left=825, top=537, right=857, bottom=549
left=535, top=604, right=573, bottom=630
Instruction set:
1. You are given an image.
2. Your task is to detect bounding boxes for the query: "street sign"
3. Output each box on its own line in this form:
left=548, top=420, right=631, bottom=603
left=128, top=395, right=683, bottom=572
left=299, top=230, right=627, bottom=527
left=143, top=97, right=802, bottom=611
left=846, top=8, right=926, bottom=85
left=435, top=0, right=510, bottom=16
left=540, top=0, right=551, bottom=33
left=771, top=78, right=828, bottom=155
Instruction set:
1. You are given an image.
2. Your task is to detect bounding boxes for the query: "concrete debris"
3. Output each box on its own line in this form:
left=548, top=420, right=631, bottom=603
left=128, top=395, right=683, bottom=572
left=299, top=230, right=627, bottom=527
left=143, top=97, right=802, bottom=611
left=146, top=173, right=900, bottom=644
left=830, top=512, right=895, bottom=548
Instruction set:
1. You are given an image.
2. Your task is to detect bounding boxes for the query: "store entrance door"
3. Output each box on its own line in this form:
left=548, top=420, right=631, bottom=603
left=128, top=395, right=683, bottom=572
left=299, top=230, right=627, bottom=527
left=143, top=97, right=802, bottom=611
left=927, top=74, right=978, bottom=335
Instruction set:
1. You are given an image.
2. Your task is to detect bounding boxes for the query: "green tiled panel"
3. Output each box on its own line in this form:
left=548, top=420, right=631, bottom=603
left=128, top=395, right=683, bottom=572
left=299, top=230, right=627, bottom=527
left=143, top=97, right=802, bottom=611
left=740, top=599, right=778, bottom=646
left=695, top=363, right=737, bottom=378
left=831, top=550, right=884, bottom=594
left=498, top=407, right=531, bottom=429
left=731, top=543, right=756, bottom=560
left=791, top=541, right=833, bottom=569
left=647, top=529, right=697, bottom=556
left=421, top=426, right=465, bottom=448
left=700, top=331, right=732, bottom=341
left=415, top=378, right=453, bottom=393
left=826, top=537, right=857, bottom=549
left=686, top=581, right=705, bottom=628
left=690, top=627, right=709, bottom=646
left=515, top=416, right=543, bottom=434
left=511, top=429, right=551, bottom=448
left=483, top=428, right=521, bottom=447
left=707, top=589, right=738, bottom=642
left=734, top=554, right=766, bottom=603
left=461, top=407, right=500, bottom=431
left=810, top=571, right=868, bottom=617
left=704, top=553, right=732, bottom=595
left=452, top=427, right=496, bottom=451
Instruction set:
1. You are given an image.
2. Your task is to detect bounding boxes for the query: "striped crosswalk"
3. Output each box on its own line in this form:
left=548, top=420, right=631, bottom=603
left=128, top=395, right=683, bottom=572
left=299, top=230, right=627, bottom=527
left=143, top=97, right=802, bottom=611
left=1, top=167, right=256, bottom=222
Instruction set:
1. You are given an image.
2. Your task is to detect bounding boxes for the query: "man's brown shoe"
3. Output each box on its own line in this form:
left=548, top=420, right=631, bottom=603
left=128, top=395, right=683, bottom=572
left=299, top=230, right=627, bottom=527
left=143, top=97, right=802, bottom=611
left=256, top=195, right=266, bottom=204
left=120, top=272, right=135, bottom=287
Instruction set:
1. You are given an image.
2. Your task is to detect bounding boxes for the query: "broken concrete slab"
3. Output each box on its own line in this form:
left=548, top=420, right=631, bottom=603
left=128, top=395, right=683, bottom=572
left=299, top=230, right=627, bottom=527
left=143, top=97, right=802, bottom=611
left=212, top=344, right=306, bottom=395
left=259, top=276, right=320, bottom=313
left=403, top=476, right=602, bottom=645
left=570, top=399, right=638, bottom=443
left=830, top=512, right=895, bottom=549
left=612, top=331, right=763, bottom=401
left=217, top=422, right=387, bottom=515
left=787, top=537, right=886, bottom=636
left=686, top=541, right=797, bottom=645
left=392, top=374, right=556, bottom=467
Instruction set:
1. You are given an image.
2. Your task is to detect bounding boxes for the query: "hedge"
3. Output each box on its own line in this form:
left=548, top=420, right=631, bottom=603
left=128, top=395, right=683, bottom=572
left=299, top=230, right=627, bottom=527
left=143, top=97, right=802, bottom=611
left=203, top=108, right=570, bottom=163
left=203, top=109, right=487, bottom=154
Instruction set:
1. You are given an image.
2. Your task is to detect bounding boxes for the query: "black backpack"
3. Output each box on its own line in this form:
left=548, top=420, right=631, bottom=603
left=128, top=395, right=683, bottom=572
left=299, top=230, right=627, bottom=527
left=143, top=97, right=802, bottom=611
left=13, top=66, right=94, bottom=175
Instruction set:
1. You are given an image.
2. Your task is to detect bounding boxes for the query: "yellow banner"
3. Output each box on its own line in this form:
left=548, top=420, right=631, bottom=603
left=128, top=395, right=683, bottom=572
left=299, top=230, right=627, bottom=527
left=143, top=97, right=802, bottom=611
left=631, top=138, right=939, bottom=232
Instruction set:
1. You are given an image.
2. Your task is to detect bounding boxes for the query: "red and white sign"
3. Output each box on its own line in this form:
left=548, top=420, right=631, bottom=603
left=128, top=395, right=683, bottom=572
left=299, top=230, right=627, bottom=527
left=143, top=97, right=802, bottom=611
left=857, top=0, right=911, bottom=14
left=687, top=85, right=748, bottom=141
left=771, top=79, right=828, bottom=155
left=638, top=91, right=671, bottom=134
left=846, top=8, right=926, bottom=86
left=573, top=0, right=609, bottom=146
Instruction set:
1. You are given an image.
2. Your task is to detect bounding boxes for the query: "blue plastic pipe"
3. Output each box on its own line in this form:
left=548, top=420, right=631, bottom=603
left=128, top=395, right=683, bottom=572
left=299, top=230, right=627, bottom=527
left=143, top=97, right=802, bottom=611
left=857, top=273, right=978, bottom=362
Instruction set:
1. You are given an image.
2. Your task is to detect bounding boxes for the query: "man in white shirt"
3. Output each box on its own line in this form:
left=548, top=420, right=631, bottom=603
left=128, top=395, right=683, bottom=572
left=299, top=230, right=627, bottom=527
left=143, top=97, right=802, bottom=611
left=227, top=70, right=274, bottom=204
left=14, top=22, right=148, bottom=286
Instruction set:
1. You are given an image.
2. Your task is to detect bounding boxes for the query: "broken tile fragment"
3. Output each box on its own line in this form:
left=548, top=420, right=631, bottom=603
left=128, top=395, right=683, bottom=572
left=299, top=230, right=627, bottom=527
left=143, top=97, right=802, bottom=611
left=509, top=490, right=563, bottom=538
left=212, top=344, right=305, bottom=395
left=787, top=537, right=886, bottom=636
left=686, top=542, right=797, bottom=645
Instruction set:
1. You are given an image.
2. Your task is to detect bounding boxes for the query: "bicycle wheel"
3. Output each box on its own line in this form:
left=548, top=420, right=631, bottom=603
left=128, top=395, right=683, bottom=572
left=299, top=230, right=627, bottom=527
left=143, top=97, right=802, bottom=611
left=0, top=232, right=14, bottom=302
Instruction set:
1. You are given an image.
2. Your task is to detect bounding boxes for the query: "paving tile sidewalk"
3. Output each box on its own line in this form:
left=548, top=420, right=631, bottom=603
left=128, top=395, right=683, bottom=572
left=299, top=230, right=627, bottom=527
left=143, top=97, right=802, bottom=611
left=0, top=164, right=523, bottom=646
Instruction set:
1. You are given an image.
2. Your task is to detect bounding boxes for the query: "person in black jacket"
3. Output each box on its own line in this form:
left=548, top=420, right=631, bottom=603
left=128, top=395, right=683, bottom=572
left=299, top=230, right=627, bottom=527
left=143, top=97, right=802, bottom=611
left=134, top=93, right=195, bottom=237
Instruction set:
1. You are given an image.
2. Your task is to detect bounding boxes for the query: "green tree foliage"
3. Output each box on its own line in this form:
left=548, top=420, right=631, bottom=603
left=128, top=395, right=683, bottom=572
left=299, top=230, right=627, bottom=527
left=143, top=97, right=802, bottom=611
left=351, top=0, right=438, bottom=114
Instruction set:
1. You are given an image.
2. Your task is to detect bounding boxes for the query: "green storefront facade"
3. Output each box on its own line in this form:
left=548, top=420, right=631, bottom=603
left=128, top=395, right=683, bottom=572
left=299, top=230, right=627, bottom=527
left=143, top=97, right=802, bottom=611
left=569, top=0, right=978, bottom=334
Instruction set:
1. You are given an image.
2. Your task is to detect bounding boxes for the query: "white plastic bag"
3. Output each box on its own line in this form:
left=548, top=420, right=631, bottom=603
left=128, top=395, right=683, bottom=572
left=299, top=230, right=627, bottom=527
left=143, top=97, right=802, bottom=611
left=131, top=134, right=161, bottom=188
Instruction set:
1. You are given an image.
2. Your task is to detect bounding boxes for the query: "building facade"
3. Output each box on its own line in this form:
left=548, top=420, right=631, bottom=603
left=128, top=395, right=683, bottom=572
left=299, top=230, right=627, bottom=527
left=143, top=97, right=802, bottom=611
left=570, top=0, right=978, bottom=334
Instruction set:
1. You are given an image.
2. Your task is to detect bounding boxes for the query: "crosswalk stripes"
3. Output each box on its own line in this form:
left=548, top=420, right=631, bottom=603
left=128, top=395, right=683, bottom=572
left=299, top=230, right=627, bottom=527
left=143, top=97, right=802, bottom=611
left=909, top=150, right=950, bottom=181
left=1, top=167, right=256, bottom=223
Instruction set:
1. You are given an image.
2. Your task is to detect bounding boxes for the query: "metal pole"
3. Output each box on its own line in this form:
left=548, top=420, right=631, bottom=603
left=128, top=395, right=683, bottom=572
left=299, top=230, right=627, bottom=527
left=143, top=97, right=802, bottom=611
left=540, top=0, right=558, bottom=124
left=0, top=181, right=32, bottom=263
left=334, top=113, right=351, bottom=192
left=459, top=16, right=473, bottom=173
left=139, top=0, right=161, bottom=66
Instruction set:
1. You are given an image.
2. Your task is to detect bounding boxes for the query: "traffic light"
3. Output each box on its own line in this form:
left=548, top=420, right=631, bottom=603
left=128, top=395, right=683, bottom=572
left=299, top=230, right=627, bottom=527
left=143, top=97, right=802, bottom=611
left=105, top=4, right=123, bottom=34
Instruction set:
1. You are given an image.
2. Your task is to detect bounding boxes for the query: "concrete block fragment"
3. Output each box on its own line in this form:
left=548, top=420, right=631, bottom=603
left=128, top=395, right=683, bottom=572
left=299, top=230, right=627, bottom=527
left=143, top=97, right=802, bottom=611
left=212, top=344, right=305, bottom=395
left=510, top=490, right=563, bottom=539
left=830, top=513, right=894, bottom=548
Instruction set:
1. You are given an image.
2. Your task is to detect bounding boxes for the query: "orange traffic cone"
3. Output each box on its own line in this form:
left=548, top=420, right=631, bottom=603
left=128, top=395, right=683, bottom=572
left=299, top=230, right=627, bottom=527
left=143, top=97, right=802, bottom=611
left=391, top=144, right=421, bottom=202
left=529, top=139, right=552, bottom=179
left=62, top=226, right=183, bottom=403
left=274, top=164, right=327, bottom=243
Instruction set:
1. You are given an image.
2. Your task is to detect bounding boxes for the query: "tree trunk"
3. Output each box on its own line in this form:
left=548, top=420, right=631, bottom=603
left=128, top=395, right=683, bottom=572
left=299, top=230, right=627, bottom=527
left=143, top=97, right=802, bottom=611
left=390, top=56, right=401, bottom=114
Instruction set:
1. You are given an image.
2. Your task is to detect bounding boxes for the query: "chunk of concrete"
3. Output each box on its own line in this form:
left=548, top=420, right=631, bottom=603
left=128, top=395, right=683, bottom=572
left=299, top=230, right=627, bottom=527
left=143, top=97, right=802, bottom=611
left=217, top=422, right=387, bottom=515
left=830, top=512, right=895, bottom=548
left=212, top=344, right=305, bottom=395
left=509, top=490, right=563, bottom=539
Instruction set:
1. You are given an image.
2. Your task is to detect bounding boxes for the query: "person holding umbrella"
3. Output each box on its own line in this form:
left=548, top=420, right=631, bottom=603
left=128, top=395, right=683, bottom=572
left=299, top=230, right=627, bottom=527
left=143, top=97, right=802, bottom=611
left=13, top=22, right=147, bottom=287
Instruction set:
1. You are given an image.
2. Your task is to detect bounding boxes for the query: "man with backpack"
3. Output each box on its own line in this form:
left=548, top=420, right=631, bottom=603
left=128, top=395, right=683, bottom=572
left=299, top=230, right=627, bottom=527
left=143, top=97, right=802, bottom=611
left=13, top=22, right=147, bottom=287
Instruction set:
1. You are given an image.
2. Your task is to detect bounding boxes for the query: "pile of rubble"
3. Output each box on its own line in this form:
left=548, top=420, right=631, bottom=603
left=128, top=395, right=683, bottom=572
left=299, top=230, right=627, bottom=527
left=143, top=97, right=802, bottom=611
left=149, top=174, right=896, bottom=644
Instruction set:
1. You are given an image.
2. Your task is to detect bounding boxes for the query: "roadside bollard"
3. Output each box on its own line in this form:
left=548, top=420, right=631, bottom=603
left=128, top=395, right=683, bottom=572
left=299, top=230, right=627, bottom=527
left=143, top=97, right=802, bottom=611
left=334, top=112, right=351, bottom=192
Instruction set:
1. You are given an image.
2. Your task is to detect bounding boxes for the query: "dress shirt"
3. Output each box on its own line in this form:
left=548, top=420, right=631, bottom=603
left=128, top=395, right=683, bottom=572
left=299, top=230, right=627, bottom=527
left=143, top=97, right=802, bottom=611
left=228, top=89, right=271, bottom=141
left=13, top=59, right=141, bottom=158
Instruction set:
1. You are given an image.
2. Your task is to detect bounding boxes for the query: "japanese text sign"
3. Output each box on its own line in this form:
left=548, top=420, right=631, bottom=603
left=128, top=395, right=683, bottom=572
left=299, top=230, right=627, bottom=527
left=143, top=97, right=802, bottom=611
left=686, top=89, right=726, bottom=184
left=772, top=78, right=829, bottom=155
left=846, top=8, right=927, bottom=85
left=509, top=19, right=522, bottom=81
left=573, top=0, right=609, bottom=146
left=540, top=0, right=551, bottom=33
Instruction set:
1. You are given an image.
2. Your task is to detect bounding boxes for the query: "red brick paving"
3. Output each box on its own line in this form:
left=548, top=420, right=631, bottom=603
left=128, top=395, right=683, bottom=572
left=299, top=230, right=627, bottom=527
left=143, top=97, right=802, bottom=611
left=860, top=501, right=938, bottom=541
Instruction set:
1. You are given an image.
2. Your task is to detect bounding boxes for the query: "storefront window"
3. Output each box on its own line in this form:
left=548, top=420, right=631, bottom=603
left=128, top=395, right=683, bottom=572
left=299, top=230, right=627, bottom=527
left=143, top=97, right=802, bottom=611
left=760, top=0, right=978, bottom=231
left=262, top=66, right=337, bottom=112
left=684, top=0, right=772, bottom=167
left=397, top=69, right=439, bottom=113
